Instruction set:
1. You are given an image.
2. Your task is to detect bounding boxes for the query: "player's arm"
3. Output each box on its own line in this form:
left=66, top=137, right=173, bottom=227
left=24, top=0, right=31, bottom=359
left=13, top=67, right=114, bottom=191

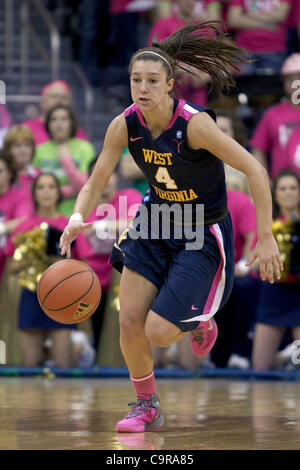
left=251, top=147, right=268, bottom=171
left=187, top=112, right=283, bottom=283
left=60, top=114, right=128, bottom=257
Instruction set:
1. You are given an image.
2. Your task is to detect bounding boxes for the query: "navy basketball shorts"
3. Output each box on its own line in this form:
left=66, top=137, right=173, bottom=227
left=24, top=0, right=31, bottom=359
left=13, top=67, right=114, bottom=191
left=110, top=208, right=235, bottom=332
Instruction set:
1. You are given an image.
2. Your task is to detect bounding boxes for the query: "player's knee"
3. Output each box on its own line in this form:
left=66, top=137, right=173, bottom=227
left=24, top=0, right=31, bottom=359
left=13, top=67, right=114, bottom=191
left=119, top=310, right=145, bottom=339
left=145, top=320, right=173, bottom=348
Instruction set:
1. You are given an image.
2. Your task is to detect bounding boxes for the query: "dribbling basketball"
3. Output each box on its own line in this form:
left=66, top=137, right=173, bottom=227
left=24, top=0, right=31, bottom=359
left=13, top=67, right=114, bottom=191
left=37, top=259, right=101, bottom=324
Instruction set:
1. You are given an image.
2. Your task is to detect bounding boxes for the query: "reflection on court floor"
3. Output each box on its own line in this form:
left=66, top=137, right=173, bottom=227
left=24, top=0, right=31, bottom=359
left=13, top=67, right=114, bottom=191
left=0, top=377, right=300, bottom=449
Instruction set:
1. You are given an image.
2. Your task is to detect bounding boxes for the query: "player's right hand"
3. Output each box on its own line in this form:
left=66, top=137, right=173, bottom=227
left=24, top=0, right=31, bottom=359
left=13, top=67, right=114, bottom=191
left=59, top=220, right=92, bottom=258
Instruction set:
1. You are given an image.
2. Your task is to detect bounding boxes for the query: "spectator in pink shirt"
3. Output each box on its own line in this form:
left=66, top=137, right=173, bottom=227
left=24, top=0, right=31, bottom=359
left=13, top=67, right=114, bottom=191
left=0, top=151, right=33, bottom=283
left=227, top=0, right=291, bottom=75
left=251, top=53, right=300, bottom=179
left=20, top=81, right=88, bottom=146
left=148, top=0, right=210, bottom=106
left=5, top=173, right=93, bottom=367
left=84, top=159, right=142, bottom=351
left=3, top=125, right=41, bottom=191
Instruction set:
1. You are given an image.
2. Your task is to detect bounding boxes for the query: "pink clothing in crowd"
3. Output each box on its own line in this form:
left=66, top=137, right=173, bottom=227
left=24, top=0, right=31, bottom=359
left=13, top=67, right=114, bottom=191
left=285, top=127, right=300, bottom=177
left=147, top=12, right=208, bottom=105
left=251, top=101, right=300, bottom=178
left=20, top=117, right=88, bottom=146
left=5, top=215, right=93, bottom=261
left=0, top=104, right=12, bottom=128
left=13, top=165, right=42, bottom=192
left=227, top=189, right=256, bottom=263
left=283, top=0, right=298, bottom=28
left=0, top=186, right=34, bottom=282
left=110, top=0, right=132, bottom=13
left=228, top=0, right=291, bottom=53
left=85, top=188, right=142, bottom=293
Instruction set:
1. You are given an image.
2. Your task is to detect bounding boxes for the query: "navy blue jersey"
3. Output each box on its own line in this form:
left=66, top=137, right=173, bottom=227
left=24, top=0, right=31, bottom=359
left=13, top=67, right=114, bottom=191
left=124, top=98, right=228, bottom=224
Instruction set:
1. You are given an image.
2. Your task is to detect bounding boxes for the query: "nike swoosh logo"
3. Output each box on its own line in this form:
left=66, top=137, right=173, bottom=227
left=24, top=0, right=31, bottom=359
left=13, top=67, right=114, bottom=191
left=191, top=305, right=198, bottom=310
left=130, top=136, right=143, bottom=142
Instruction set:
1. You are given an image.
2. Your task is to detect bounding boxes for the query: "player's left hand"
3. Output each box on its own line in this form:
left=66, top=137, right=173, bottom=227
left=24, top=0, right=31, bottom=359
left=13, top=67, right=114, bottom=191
left=245, top=234, right=283, bottom=283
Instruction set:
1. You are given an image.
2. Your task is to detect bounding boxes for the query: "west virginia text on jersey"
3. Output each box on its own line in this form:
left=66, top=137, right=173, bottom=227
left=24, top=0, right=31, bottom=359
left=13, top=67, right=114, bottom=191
left=124, top=99, right=228, bottom=224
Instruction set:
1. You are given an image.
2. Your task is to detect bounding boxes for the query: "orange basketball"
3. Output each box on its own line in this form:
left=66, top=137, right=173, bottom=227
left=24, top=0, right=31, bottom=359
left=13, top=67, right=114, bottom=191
left=37, top=259, right=101, bottom=324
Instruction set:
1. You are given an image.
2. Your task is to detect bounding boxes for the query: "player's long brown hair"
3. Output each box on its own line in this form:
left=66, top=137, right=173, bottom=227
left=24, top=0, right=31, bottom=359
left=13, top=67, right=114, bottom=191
left=129, top=21, right=250, bottom=95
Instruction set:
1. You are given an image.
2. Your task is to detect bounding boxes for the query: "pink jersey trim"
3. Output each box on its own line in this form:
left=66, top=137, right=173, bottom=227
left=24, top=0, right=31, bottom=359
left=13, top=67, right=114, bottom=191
left=124, top=103, right=138, bottom=117
left=165, top=99, right=187, bottom=130
left=124, top=99, right=199, bottom=132
left=180, top=223, right=226, bottom=324
left=202, top=224, right=225, bottom=317
left=124, top=103, right=147, bottom=128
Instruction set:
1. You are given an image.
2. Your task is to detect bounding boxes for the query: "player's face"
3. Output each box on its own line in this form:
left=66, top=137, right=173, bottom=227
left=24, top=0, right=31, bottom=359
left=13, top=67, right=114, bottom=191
left=130, top=60, right=174, bottom=110
left=10, top=140, right=33, bottom=169
left=48, top=108, right=72, bottom=142
left=275, top=175, right=300, bottom=213
left=35, top=175, right=60, bottom=209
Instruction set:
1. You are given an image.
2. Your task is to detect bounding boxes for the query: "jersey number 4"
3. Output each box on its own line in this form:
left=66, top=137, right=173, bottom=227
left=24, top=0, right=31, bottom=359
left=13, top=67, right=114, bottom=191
left=155, top=167, right=178, bottom=189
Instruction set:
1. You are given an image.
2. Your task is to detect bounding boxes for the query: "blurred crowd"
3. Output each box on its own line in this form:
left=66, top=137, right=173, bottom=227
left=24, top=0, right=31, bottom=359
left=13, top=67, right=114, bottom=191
left=0, top=0, right=300, bottom=372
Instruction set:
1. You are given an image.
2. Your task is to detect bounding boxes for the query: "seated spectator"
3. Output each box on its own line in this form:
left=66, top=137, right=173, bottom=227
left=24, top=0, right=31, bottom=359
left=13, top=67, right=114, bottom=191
left=227, top=0, right=291, bottom=75
left=33, top=104, right=95, bottom=216
left=251, top=53, right=300, bottom=179
left=215, top=108, right=250, bottom=194
left=252, top=169, right=300, bottom=370
left=84, top=160, right=142, bottom=351
left=147, top=0, right=210, bottom=106
left=5, top=173, right=93, bottom=368
left=285, top=120, right=300, bottom=177
left=0, top=151, right=33, bottom=283
left=3, top=125, right=40, bottom=191
left=20, top=80, right=88, bottom=145
left=0, top=104, right=12, bottom=148
left=119, top=147, right=149, bottom=197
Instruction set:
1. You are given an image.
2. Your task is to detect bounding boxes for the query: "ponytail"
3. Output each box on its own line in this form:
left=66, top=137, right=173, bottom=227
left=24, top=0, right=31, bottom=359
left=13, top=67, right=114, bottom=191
left=130, top=21, right=250, bottom=95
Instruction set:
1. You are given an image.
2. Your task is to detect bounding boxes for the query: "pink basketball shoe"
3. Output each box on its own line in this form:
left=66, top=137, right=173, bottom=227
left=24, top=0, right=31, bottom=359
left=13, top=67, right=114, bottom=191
left=116, top=394, right=164, bottom=433
left=190, top=318, right=218, bottom=357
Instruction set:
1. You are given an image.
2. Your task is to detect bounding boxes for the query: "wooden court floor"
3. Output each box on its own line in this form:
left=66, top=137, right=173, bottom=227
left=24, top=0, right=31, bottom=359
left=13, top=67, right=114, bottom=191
left=0, top=376, right=300, bottom=450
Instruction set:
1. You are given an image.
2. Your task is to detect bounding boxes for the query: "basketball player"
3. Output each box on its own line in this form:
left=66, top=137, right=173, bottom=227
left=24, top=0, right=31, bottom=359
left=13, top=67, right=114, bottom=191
left=60, top=22, right=283, bottom=433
